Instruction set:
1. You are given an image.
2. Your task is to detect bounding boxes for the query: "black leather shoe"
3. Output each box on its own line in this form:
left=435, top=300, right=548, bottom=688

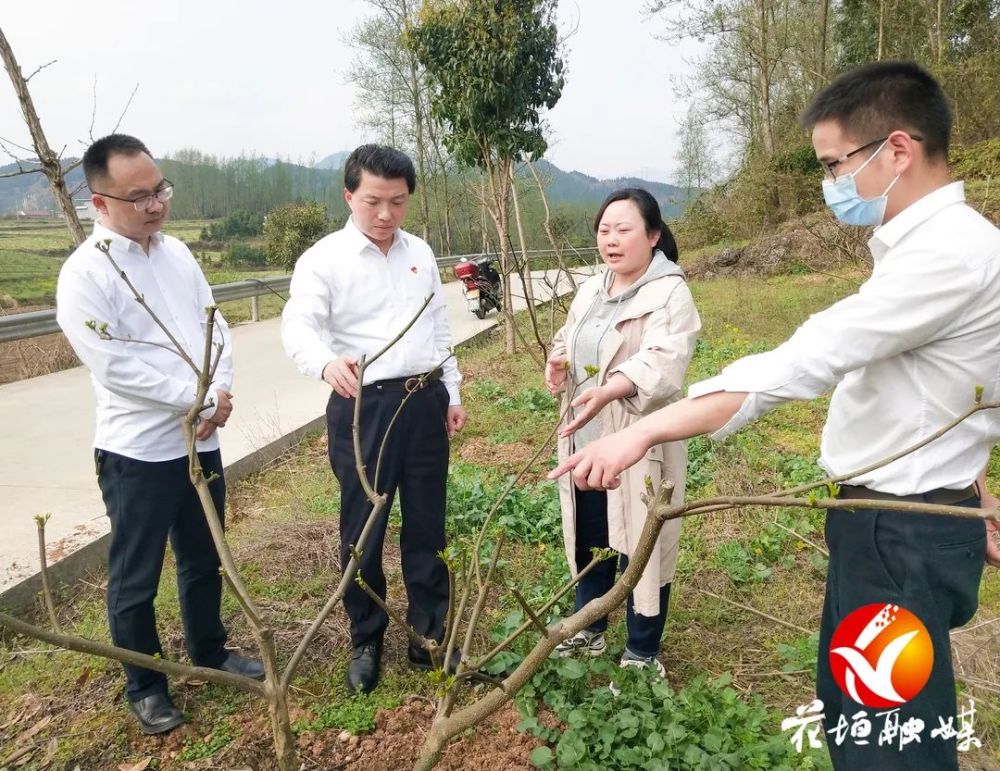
left=407, top=643, right=461, bottom=674
left=128, top=692, right=184, bottom=735
left=347, top=641, right=382, bottom=695
left=216, top=652, right=265, bottom=681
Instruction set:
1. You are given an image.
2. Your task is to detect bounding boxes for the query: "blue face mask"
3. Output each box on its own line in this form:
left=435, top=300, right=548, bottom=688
left=822, top=140, right=900, bottom=227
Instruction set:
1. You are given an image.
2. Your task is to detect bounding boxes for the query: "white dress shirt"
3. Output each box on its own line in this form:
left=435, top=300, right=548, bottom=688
left=281, top=217, right=462, bottom=403
left=56, top=222, right=233, bottom=462
left=689, top=182, right=1000, bottom=494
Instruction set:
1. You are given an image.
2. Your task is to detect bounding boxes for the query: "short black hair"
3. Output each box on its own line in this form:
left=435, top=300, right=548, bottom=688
left=83, top=134, right=153, bottom=189
left=593, top=188, right=679, bottom=263
left=802, top=61, right=951, bottom=159
left=343, top=144, right=416, bottom=193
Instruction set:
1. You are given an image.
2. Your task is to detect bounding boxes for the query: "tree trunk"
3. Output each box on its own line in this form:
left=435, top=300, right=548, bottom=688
left=818, top=0, right=829, bottom=81
left=509, top=164, right=548, bottom=360
left=409, top=55, right=430, bottom=242
left=0, top=26, right=85, bottom=245
left=936, top=0, right=943, bottom=68
left=261, top=632, right=298, bottom=771
left=755, top=0, right=775, bottom=157
left=498, top=205, right=516, bottom=353
left=509, top=165, right=534, bottom=305
left=442, top=182, right=452, bottom=256
left=480, top=177, right=490, bottom=253
left=877, top=0, right=885, bottom=60
left=527, top=160, right=576, bottom=292
left=484, top=161, right=516, bottom=354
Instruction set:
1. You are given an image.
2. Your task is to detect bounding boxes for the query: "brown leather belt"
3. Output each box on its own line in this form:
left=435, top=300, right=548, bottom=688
left=837, top=483, right=979, bottom=506
left=364, top=367, right=444, bottom=394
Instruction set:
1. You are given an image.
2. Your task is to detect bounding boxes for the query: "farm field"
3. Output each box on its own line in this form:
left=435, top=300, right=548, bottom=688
left=0, top=219, right=280, bottom=312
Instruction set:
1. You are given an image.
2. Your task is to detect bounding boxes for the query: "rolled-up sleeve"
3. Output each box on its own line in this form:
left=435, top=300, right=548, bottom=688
left=688, top=250, right=981, bottom=439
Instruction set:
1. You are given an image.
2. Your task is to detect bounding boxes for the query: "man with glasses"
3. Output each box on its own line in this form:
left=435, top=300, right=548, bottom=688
left=551, top=62, right=1000, bottom=769
left=56, top=134, right=263, bottom=736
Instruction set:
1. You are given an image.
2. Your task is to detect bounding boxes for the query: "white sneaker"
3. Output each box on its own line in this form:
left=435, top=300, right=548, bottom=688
left=553, top=629, right=607, bottom=658
left=609, top=651, right=666, bottom=696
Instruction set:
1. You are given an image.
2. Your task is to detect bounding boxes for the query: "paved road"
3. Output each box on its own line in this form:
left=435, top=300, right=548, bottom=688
left=0, top=268, right=590, bottom=596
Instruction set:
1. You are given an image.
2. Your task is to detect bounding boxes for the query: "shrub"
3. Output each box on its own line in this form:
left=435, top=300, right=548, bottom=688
left=263, top=201, right=330, bottom=269
left=200, top=209, right=265, bottom=240
left=950, top=137, right=1000, bottom=182
left=223, top=242, right=268, bottom=267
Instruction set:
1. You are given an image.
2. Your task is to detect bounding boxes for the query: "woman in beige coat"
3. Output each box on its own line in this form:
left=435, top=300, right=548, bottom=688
left=545, top=188, right=701, bottom=678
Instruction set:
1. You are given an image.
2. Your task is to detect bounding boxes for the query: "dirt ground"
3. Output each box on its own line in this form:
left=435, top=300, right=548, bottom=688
left=0, top=689, right=550, bottom=770
left=294, top=701, right=549, bottom=771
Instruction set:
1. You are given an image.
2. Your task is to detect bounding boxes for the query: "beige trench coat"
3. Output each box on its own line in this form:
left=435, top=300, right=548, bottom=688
left=551, top=270, right=701, bottom=616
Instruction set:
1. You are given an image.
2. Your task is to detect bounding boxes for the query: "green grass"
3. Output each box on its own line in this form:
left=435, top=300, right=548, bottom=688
left=0, top=219, right=281, bottom=311
left=1, top=274, right=997, bottom=768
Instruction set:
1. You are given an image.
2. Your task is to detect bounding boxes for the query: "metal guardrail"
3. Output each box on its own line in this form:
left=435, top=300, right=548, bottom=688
left=0, top=275, right=294, bottom=343
left=0, top=308, right=58, bottom=343
left=436, top=247, right=566, bottom=268
left=0, top=249, right=584, bottom=344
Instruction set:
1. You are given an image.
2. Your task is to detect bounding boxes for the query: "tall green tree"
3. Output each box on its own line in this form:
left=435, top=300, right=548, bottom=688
left=674, top=104, right=721, bottom=196
left=834, top=0, right=1000, bottom=143
left=406, top=0, right=565, bottom=353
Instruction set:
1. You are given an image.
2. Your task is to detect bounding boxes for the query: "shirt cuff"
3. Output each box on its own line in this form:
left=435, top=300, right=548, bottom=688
left=688, top=375, right=756, bottom=440
left=313, top=351, right=339, bottom=381
left=445, top=382, right=461, bottom=406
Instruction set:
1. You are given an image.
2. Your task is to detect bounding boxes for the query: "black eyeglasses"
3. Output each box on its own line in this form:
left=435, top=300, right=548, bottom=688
left=92, top=180, right=174, bottom=212
left=821, top=134, right=924, bottom=180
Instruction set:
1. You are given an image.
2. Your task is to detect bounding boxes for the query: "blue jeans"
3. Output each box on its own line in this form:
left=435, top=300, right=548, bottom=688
left=573, top=488, right=670, bottom=658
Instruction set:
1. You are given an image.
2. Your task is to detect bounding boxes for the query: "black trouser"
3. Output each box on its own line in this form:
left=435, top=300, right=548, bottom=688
left=818, top=501, right=986, bottom=770
left=327, top=380, right=451, bottom=648
left=573, top=488, right=671, bottom=658
left=96, top=449, right=228, bottom=702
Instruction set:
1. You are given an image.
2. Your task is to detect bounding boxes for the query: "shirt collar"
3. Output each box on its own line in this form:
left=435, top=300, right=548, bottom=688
left=344, top=215, right=408, bottom=255
left=92, top=220, right=165, bottom=255
left=868, top=181, right=965, bottom=261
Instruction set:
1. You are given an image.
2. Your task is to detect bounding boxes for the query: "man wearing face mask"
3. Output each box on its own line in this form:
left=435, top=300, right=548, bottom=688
left=550, top=62, right=1000, bottom=769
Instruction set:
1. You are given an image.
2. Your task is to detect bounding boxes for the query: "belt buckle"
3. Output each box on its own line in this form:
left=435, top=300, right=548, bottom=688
left=404, top=375, right=423, bottom=393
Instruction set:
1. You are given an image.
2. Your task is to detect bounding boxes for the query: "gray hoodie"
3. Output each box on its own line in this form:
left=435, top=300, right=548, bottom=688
left=569, top=251, right=686, bottom=449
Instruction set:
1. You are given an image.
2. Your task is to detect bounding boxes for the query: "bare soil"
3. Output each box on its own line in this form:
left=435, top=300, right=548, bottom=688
left=0, top=312, right=78, bottom=385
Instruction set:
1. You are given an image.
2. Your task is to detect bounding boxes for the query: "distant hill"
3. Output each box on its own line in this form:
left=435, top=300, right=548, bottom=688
left=315, top=151, right=350, bottom=171
left=528, top=160, right=689, bottom=218
left=0, top=159, right=85, bottom=215
left=0, top=153, right=692, bottom=217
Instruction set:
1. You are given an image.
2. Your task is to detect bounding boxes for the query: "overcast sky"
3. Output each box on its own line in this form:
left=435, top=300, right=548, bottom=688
left=0, top=1, right=707, bottom=182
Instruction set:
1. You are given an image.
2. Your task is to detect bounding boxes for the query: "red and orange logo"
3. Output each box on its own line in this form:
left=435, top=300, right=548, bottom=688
left=829, top=603, right=933, bottom=709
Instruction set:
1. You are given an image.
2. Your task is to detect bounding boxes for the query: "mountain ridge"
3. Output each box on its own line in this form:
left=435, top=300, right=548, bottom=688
left=0, top=153, right=691, bottom=217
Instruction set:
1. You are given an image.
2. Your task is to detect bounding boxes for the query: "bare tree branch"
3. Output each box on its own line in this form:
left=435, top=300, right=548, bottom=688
left=0, top=27, right=85, bottom=243
left=108, top=82, right=139, bottom=136
left=34, top=514, right=60, bottom=633
left=693, top=588, right=812, bottom=635
left=87, top=75, right=98, bottom=142
left=24, top=58, right=56, bottom=82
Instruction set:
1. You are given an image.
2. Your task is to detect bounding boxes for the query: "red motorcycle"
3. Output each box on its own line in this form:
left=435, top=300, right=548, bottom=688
left=453, top=256, right=503, bottom=319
